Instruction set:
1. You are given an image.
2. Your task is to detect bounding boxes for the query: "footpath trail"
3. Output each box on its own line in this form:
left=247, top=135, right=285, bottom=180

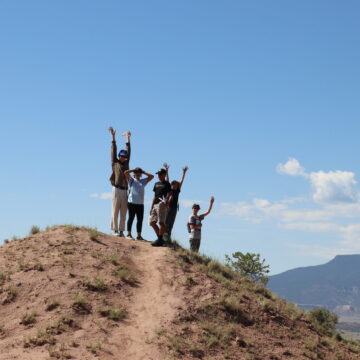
left=110, top=239, right=183, bottom=360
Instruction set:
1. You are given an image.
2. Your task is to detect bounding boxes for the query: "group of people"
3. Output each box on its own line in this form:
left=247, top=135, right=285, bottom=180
left=108, top=127, right=215, bottom=252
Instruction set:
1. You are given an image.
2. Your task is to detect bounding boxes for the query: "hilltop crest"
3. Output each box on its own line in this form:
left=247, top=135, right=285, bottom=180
left=0, top=226, right=359, bottom=359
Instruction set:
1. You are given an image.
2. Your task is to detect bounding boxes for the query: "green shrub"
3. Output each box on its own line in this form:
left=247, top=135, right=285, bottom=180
left=225, top=252, right=270, bottom=285
left=308, top=308, right=338, bottom=335
left=29, top=226, right=41, bottom=235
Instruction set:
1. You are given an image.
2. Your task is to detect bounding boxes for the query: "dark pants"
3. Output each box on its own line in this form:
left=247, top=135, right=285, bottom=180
left=165, top=206, right=178, bottom=237
left=127, top=203, right=144, bottom=233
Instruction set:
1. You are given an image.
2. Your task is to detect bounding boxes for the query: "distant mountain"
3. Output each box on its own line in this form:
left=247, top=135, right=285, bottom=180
left=268, top=255, right=360, bottom=314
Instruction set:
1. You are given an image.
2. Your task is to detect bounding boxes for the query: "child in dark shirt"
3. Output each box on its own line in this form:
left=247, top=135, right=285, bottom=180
left=164, top=166, right=188, bottom=242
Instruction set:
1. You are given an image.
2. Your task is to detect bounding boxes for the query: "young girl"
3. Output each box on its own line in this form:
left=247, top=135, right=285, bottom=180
left=124, top=167, right=154, bottom=240
left=188, top=196, right=215, bottom=252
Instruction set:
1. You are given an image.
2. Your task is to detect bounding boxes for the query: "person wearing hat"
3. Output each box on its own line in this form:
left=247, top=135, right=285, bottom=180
left=124, top=167, right=154, bottom=240
left=149, top=164, right=171, bottom=246
left=188, top=196, right=215, bottom=252
left=109, top=127, right=131, bottom=237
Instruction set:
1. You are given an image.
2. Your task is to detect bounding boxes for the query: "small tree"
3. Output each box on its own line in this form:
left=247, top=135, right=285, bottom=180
left=225, top=252, right=270, bottom=285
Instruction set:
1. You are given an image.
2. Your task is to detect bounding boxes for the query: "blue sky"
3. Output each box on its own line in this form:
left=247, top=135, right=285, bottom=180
left=1, top=1, right=360, bottom=274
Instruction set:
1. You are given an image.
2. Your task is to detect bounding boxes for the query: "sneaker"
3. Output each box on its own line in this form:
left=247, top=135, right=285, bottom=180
left=119, top=231, right=125, bottom=237
left=113, top=231, right=119, bottom=236
left=136, top=236, right=145, bottom=241
left=126, top=234, right=134, bottom=239
left=151, top=239, right=164, bottom=247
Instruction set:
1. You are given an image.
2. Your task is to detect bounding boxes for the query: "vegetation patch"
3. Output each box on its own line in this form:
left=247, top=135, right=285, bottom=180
left=2, top=286, right=18, bottom=304
left=99, top=307, right=126, bottom=321
left=84, top=277, right=107, bottom=292
left=29, top=225, right=41, bottom=235
left=20, top=312, right=38, bottom=326
left=24, top=330, right=56, bottom=347
left=113, top=265, right=137, bottom=284
left=72, top=293, right=92, bottom=314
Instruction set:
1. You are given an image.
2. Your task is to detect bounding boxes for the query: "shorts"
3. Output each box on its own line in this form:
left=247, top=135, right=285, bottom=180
left=148, top=202, right=167, bottom=224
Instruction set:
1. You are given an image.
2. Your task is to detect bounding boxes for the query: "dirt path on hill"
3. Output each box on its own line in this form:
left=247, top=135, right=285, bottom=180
left=110, top=241, right=182, bottom=360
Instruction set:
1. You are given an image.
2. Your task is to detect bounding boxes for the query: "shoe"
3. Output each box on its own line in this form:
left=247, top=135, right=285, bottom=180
left=136, top=236, right=145, bottom=241
left=119, top=231, right=124, bottom=237
left=113, top=231, right=119, bottom=236
left=151, top=239, right=164, bottom=247
left=126, top=234, right=134, bottom=239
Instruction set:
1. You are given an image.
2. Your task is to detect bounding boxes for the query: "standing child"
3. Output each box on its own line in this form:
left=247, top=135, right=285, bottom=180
left=149, top=166, right=171, bottom=247
left=124, top=168, right=154, bottom=240
left=164, top=166, right=188, bottom=242
left=188, top=196, right=215, bottom=252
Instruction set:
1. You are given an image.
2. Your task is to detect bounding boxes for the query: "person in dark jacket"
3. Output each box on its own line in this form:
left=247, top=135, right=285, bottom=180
left=109, top=127, right=131, bottom=237
left=164, top=165, right=188, bottom=242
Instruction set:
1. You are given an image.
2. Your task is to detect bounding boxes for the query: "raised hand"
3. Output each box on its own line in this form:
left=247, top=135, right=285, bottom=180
left=163, top=162, right=169, bottom=170
left=183, top=166, right=189, bottom=172
left=210, top=196, right=215, bottom=203
left=109, top=127, right=116, bottom=136
left=122, top=131, right=131, bottom=137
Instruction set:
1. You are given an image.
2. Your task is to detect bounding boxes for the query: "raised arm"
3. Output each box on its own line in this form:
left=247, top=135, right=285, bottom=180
left=200, top=196, right=215, bottom=218
left=163, top=163, right=170, bottom=182
left=121, top=131, right=131, bottom=162
left=109, top=127, right=117, bottom=163
left=124, top=169, right=132, bottom=182
left=179, top=166, right=188, bottom=189
left=142, top=170, right=154, bottom=184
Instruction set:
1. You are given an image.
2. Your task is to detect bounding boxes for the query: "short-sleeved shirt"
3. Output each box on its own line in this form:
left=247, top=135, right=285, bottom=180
left=167, top=189, right=181, bottom=208
left=128, top=178, right=149, bottom=204
left=153, top=181, right=171, bottom=204
left=188, top=214, right=204, bottom=239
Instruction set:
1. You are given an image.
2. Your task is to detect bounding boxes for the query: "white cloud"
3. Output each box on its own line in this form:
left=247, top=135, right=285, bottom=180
left=309, top=170, right=358, bottom=204
left=219, top=198, right=287, bottom=223
left=280, top=222, right=341, bottom=232
left=276, top=158, right=306, bottom=177
left=90, top=192, right=112, bottom=200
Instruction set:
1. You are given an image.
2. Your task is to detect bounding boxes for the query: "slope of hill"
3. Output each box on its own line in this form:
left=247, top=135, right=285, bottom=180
left=0, top=226, right=359, bottom=359
left=268, top=255, right=360, bottom=312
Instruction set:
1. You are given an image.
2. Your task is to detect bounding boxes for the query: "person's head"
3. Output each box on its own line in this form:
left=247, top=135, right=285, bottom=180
left=156, top=168, right=167, bottom=182
left=118, top=150, right=128, bottom=163
left=171, top=180, right=180, bottom=190
left=192, top=203, right=200, bottom=215
left=133, top=167, right=143, bottom=180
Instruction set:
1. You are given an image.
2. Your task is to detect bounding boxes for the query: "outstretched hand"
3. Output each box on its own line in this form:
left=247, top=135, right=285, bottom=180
left=109, top=127, right=116, bottom=136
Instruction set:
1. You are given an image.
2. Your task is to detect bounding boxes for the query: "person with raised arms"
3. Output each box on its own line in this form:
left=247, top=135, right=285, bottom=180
left=124, top=167, right=154, bottom=241
left=109, top=127, right=131, bottom=237
left=188, top=196, right=215, bottom=252
left=164, top=165, right=188, bottom=242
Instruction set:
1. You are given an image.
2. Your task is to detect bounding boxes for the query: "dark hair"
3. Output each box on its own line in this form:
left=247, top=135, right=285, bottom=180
left=171, top=180, right=179, bottom=186
left=134, top=167, right=143, bottom=173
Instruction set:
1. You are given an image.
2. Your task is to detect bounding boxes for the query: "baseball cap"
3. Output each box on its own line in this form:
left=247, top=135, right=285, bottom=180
left=156, top=168, right=167, bottom=175
left=118, top=150, right=128, bottom=157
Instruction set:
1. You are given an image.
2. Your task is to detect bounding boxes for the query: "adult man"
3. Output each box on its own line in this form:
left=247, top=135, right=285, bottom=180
left=149, top=166, right=171, bottom=247
left=109, top=127, right=131, bottom=237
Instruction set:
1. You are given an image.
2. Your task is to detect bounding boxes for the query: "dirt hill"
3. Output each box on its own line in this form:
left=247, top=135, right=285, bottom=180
left=0, top=226, right=359, bottom=360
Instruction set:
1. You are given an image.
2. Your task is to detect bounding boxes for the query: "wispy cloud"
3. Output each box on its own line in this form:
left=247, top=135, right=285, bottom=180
left=90, top=192, right=112, bottom=200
